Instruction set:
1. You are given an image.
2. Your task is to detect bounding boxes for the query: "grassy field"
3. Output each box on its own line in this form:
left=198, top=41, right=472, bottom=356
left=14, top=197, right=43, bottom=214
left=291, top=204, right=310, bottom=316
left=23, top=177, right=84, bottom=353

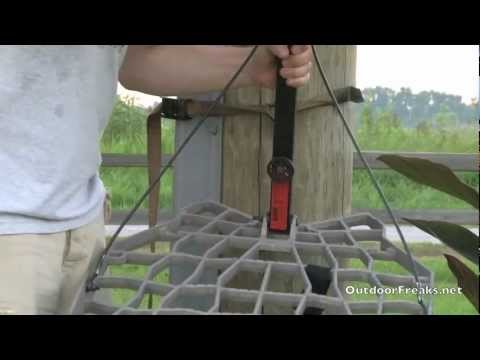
left=107, top=243, right=478, bottom=315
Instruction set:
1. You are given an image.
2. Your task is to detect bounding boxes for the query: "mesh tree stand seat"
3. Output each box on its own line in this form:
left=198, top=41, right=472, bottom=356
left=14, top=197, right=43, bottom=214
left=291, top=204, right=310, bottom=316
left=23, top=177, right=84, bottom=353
left=73, top=201, right=433, bottom=315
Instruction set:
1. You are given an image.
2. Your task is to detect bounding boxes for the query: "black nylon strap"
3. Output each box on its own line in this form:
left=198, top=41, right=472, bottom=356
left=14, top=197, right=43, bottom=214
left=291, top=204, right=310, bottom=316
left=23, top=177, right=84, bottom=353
left=272, top=57, right=297, bottom=159
left=304, top=265, right=332, bottom=315
left=267, top=52, right=298, bottom=234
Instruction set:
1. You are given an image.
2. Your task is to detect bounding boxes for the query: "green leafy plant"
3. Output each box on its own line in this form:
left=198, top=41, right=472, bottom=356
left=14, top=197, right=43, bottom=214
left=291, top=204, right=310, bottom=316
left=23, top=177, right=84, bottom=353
left=378, top=154, right=479, bottom=312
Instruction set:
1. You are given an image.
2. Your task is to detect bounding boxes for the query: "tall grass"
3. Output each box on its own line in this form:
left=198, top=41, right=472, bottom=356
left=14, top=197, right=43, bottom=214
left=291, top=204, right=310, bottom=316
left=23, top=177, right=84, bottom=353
left=100, top=97, right=175, bottom=210
left=352, top=105, right=478, bottom=210
left=355, top=104, right=477, bottom=153
left=102, top=96, right=175, bottom=154
left=352, top=170, right=477, bottom=209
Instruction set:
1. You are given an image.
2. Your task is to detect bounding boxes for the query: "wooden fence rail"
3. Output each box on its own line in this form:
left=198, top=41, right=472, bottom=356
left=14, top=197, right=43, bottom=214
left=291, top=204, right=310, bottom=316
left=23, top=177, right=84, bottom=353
left=102, top=153, right=172, bottom=168
left=109, top=208, right=478, bottom=226
left=352, top=151, right=477, bottom=172
left=102, top=151, right=478, bottom=225
left=102, top=151, right=477, bottom=171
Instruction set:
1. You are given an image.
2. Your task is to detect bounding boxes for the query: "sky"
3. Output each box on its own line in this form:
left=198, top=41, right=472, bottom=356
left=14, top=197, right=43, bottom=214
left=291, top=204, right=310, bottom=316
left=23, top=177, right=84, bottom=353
left=118, top=45, right=479, bottom=107
left=357, top=45, right=478, bottom=104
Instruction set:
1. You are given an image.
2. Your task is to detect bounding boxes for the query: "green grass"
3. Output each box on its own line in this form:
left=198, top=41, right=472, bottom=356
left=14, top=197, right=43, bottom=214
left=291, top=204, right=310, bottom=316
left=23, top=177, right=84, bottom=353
left=352, top=170, right=477, bottom=210
left=101, top=97, right=175, bottom=155
left=356, top=119, right=477, bottom=154
left=101, top=97, right=175, bottom=210
left=101, top=168, right=174, bottom=210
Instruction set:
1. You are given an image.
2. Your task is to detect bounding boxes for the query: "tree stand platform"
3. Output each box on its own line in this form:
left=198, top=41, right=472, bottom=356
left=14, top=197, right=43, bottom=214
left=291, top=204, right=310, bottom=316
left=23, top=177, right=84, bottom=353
left=72, top=201, right=433, bottom=315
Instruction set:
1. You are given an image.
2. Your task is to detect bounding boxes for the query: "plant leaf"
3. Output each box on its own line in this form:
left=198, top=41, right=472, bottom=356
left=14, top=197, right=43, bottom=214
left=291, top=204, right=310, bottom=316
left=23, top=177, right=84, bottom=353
left=377, top=154, right=479, bottom=209
left=403, top=218, right=478, bottom=265
left=444, top=254, right=479, bottom=312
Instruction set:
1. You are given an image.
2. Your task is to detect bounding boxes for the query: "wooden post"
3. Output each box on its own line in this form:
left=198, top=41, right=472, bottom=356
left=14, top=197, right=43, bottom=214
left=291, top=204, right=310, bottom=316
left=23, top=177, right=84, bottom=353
left=146, top=108, right=162, bottom=309
left=221, top=46, right=357, bottom=313
left=147, top=109, right=163, bottom=229
left=222, top=45, right=357, bottom=223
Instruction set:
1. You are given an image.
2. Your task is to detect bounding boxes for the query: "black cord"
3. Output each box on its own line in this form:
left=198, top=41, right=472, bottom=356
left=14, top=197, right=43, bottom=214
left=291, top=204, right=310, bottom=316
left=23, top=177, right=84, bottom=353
left=86, top=46, right=259, bottom=292
left=311, top=46, right=427, bottom=314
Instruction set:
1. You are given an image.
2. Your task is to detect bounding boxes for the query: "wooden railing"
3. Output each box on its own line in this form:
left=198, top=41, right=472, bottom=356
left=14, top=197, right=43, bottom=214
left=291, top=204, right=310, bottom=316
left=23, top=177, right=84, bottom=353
left=102, top=151, right=478, bottom=225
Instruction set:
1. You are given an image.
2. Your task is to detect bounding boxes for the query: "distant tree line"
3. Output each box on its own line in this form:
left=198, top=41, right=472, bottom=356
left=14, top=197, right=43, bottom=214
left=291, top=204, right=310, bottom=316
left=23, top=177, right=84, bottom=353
left=354, top=87, right=477, bottom=128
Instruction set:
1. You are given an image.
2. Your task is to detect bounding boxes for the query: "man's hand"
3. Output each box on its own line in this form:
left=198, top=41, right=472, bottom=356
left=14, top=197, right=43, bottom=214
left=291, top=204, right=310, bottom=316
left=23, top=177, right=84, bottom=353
left=247, top=45, right=313, bottom=89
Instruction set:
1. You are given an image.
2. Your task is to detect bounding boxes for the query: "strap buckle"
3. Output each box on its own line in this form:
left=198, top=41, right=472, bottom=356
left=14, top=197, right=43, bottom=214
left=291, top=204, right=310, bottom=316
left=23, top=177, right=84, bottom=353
left=159, top=98, right=192, bottom=121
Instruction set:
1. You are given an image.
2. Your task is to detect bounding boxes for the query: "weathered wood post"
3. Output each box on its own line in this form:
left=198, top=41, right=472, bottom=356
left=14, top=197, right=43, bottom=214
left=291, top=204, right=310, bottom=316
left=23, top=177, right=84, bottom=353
left=221, top=45, right=357, bottom=313
left=223, top=45, right=357, bottom=224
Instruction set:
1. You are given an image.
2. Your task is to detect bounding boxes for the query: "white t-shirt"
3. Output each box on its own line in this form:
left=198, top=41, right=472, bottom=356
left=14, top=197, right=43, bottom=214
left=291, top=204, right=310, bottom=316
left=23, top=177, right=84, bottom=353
left=0, top=45, right=128, bottom=234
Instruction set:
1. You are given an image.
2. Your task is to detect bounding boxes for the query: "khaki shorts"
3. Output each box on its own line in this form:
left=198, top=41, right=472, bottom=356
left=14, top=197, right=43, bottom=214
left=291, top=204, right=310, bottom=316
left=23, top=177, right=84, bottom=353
left=0, top=196, right=112, bottom=315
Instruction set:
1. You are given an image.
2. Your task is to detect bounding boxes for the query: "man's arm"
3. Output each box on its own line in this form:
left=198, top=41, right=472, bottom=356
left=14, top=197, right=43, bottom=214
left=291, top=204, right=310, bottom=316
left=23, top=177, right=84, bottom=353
left=119, top=45, right=312, bottom=96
